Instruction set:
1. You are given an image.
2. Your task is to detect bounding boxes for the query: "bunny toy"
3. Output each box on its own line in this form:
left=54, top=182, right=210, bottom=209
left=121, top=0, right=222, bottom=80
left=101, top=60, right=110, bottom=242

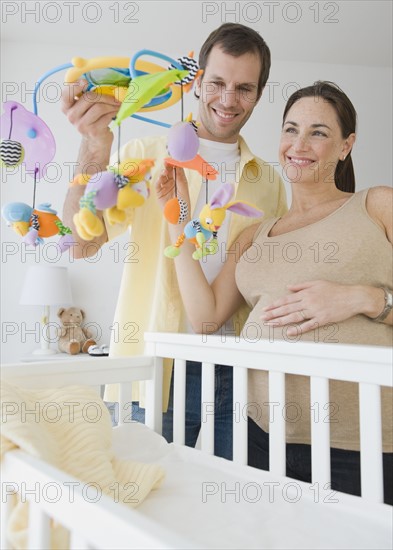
left=164, top=183, right=263, bottom=260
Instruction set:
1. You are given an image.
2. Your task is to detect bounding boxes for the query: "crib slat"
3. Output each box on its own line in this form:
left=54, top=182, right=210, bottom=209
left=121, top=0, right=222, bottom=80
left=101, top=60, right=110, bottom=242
left=269, top=371, right=286, bottom=476
left=359, top=383, right=384, bottom=502
left=201, top=362, right=215, bottom=455
left=173, top=359, right=186, bottom=445
left=28, top=505, right=51, bottom=549
left=145, top=356, right=163, bottom=434
left=310, top=376, right=331, bottom=487
left=233, top=365, right=248, bottom=465
left=1, top=489, right=15, bottom=550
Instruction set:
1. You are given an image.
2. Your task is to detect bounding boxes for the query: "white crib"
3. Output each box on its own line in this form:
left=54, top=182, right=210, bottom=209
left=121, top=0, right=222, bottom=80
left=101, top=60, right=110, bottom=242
left=1, top=332, right=392, bottom=549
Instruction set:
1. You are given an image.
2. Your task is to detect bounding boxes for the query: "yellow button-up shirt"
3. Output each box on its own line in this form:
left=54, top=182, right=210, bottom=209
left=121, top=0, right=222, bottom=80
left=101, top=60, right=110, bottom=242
left=105, top=134, right=288, bottom=408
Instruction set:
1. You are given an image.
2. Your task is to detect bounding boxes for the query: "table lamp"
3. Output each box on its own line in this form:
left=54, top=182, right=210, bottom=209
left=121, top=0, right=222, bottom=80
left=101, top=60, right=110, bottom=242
left=19, top=266, right=73, bottom=355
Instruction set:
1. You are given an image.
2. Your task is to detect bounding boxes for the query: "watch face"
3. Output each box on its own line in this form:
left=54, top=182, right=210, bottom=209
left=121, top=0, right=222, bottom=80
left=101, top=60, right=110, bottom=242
left=374, top=288, right=393, bottom=322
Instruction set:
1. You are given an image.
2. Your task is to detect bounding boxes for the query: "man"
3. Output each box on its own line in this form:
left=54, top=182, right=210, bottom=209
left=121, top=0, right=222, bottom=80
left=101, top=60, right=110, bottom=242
left=61, top=23, right=287, bottom=459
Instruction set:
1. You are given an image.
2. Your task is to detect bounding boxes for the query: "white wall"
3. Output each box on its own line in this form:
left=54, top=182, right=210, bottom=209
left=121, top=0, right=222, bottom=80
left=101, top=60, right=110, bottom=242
left=1, top=1, right=392, bottom=362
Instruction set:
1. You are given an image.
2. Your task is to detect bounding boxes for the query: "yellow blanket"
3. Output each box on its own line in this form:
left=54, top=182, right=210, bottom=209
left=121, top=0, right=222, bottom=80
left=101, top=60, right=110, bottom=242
left=1, top=381, right=165, bottom=549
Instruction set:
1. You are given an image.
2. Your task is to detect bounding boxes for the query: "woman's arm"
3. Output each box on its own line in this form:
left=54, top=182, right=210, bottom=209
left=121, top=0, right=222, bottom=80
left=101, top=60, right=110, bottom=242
left=260, top=280, right=392, bottom=337
left=156, top=165, right=258, bottom=334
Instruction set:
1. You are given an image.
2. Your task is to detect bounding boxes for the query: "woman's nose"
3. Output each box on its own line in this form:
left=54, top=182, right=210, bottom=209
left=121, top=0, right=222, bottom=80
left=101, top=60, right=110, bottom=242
left=292, top=134, right=309, bottom=152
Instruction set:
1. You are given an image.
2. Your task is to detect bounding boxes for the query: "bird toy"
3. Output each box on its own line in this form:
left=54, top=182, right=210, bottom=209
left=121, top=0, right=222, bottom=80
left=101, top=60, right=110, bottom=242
left=2, top=201, right=74, bottom=251
left=72, top=158, right=155, bottom=240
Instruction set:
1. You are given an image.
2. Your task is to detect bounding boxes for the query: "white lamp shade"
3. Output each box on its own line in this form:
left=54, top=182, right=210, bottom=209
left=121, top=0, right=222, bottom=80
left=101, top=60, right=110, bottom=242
left=20, top=266, right=73, bottom=306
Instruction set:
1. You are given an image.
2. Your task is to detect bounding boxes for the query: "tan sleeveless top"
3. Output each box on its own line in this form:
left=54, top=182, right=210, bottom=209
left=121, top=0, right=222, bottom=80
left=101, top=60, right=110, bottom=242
left=235, top=189, right=392, bottom=451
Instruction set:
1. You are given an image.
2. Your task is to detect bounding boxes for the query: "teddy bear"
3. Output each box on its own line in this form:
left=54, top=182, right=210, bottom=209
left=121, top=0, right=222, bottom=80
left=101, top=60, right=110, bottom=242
left=57, top=307, right=96, bottom=355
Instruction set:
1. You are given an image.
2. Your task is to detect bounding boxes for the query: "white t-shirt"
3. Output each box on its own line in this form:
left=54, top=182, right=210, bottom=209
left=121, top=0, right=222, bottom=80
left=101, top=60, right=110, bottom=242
left=186, top=138, right=241, bottom=333
left=193, top=138, right=241, bottom=284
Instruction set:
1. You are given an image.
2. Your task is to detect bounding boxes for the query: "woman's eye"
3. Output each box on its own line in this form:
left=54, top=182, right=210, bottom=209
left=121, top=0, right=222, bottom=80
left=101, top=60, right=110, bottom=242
left=313, top=131, right=327, bottom=137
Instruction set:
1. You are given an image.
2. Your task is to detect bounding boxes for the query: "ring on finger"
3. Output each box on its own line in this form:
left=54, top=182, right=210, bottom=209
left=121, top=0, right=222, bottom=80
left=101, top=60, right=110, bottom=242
left=300, top=310, right=307, bottom=321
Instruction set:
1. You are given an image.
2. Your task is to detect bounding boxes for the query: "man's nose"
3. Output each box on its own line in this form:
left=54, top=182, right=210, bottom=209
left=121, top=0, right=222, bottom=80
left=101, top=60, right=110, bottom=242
left=220, top=85, right=239, bottom=108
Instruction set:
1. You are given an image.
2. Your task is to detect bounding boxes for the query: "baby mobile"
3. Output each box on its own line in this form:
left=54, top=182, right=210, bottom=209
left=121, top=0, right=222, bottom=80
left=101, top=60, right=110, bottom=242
left=1, top=50, right=263, bottom=259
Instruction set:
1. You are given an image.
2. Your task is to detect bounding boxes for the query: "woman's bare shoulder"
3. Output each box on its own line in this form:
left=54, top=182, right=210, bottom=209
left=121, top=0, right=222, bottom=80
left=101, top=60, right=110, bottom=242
left=365, top=186, right=393, bottom=242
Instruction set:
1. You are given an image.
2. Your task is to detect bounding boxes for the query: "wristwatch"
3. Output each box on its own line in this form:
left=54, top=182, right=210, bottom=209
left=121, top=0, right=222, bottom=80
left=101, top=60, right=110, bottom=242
left=371, top=287, right=393, bottom=323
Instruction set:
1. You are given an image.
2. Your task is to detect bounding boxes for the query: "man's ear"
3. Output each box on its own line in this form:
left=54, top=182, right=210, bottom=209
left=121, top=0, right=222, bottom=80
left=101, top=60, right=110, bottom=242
left=194, top=72, right=203, bottom=98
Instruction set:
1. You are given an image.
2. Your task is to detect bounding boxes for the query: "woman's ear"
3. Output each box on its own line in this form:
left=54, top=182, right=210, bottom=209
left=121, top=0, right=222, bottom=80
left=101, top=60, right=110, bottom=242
left=342, top=133, right=356, bottom=159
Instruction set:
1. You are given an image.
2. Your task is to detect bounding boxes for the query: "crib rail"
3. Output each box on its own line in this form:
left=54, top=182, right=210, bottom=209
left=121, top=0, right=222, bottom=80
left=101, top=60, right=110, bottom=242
left=1, top=451, right=195, bottom=550
left=145, top=332, right=392, bottom=503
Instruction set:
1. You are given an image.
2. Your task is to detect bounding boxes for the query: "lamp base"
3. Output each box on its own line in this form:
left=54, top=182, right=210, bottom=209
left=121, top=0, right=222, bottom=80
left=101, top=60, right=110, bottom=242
left=32, top=348, right=58, bottom=356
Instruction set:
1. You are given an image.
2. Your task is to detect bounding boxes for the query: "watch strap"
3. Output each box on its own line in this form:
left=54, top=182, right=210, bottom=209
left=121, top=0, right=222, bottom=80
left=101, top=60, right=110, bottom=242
left=371, top=287, right=393, bottom=323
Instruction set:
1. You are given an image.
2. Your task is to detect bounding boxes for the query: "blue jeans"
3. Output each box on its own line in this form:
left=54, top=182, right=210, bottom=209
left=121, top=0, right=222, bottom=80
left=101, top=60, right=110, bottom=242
left=132, top=360, right=233, bottom=460
left=248, top=417, right=393, bottom=505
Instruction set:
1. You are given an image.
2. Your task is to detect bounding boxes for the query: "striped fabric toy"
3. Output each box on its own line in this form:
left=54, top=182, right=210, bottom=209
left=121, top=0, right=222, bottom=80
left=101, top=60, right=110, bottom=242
left=0, top=139, right=24, bottom=167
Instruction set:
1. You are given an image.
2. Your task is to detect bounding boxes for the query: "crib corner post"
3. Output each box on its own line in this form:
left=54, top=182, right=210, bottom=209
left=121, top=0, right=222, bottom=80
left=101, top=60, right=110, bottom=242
left=145, top=355, right=163, bottom=435
left=0, top=486, right=15, bottom=550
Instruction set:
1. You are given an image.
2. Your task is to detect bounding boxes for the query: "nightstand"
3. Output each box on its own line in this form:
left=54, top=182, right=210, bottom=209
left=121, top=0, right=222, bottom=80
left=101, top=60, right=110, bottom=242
left=21, top=352, right=97, bottom=363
